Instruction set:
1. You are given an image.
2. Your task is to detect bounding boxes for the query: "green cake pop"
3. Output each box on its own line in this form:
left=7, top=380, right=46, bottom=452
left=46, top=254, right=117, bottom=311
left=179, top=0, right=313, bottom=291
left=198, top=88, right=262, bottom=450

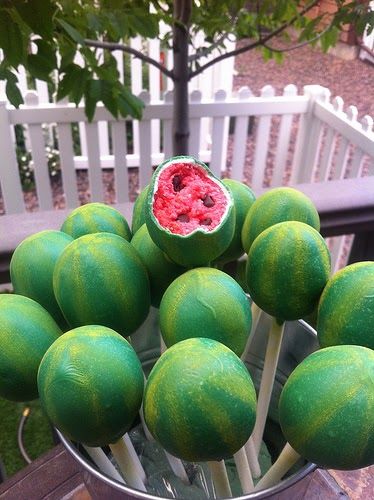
left=53, top=232, right=151, bottom=336
left=0, top=294, right=62, bottom=401
left=38, top=325, right=144, bottom=447
left=143, top=337, right=257, bottom=463
left=131, top=224, right=185, bottom=308
left=10, top=230, right=73, bottom=329
left=279, top=345, right=374, bottom=470
left=317, top=261, right=374, bottom=350
left=159, top=268, right=252, bottom=356
left=241, top=187, right=320, bottom=254
left=61, top=202, right=132, bottom=240
left=246, top=221, right=330, bottom=321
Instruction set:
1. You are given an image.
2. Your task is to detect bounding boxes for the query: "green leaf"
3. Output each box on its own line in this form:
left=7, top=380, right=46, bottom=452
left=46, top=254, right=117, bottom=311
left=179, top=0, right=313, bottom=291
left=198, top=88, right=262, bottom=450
left=118, top=87, right=144, bottom=120
left=84, top=79, right=102, bottom=122
left=27, top=54, right=52, bottom=81
left=6, top=80, right=23, bottom=107
left=0, top=9, right=25, bottom=67
left=127, top=11, right=159, bottom=38
left=14, top=0, right=55, bottom=39
left=57, top=19, right=85, bottom=45
left=57, top=64, right=83, bottom=102
left=101, top=80, right=118, bottom=119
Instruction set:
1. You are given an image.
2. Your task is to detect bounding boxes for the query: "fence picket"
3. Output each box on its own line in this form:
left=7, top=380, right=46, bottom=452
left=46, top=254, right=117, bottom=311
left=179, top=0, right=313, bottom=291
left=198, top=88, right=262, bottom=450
left=84, top=122, right=103, bottom=202
left=56, top=123, right=79, bottom=208
left=162, top=91, right=173, bottom=159
left=189, top=90, right=202, bottom=158
left=231, top=87, right=252, bottom=181
left=138, top=91, right=152, bottom=190
left=112, top=121, right=129, bottom=203
left=149, top=39, right=161, bottom=157
left=271, top=84, right=298, bottom=187
left=131, top=37, right=143, bottom=159
left=210, top=90, right=228, bottom=177
left=251, top=85, right=275, bottom=190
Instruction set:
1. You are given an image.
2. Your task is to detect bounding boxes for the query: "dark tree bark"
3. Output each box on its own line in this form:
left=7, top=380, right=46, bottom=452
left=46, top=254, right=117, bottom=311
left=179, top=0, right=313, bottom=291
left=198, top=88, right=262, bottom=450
left=172, top=0, right=192, bottom=156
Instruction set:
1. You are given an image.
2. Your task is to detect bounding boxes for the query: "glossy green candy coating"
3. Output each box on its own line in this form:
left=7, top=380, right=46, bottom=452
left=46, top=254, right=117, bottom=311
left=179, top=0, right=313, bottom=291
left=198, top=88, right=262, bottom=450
left=317, top=261, right=374, bottom=350
left=10, top=230, right=73, bottom=329
left=53, top=232, right=151, bottom=336
left=159, top=268, right=252, bottom=356
left=0, top=294, right=62, bottom=401
left=246, top=221, right=330, bottom=321
left=241, top=187, right=320, bottom=254
left=216, top=179, right=256, bottom=264
left=146, top=156, right=235, bottom=268
left=61, top=202, right=131, bottom=241
left=38, top=325, right=144, bottom=447
left=144, top=337, right=257, bottom=462
left=279, top=345, right=374, bottom=470
left=132, top=185, right=149, bottom=235
left=131, top=224, right=185, bottom=308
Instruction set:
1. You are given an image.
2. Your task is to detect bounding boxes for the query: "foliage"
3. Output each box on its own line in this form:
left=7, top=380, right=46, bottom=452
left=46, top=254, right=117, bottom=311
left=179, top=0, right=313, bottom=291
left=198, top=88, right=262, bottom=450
left=0, top=1, right=372, bottom=122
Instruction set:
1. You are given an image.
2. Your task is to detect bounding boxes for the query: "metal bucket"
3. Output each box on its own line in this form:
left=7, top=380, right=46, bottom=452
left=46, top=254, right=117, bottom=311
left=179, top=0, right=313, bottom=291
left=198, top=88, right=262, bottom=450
left=58, top=308, right=319, bottom=499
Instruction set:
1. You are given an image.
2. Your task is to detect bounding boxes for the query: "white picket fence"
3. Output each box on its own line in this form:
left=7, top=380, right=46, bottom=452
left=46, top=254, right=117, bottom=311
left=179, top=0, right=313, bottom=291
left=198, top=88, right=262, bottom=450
left=0, top=83, right=373, bottom=271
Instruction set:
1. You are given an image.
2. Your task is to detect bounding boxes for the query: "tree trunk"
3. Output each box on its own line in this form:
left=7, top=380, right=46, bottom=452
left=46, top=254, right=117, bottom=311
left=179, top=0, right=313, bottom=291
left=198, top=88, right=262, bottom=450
left=172, top=0, right=192, bottom=156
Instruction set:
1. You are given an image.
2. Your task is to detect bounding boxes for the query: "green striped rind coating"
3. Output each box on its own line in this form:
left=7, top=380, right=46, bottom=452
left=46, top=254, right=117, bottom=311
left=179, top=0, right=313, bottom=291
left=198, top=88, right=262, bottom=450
left=246, top=221, right=330, bottom=321
left=0, top=294, right=62, bottom=401
left=146, top=156, right=235, bottom=268
left=53, top=232, right=151, bottom=336
left=131, top=185, right=149, bottom=234
left=159, top=268, right=252, bottom=356
left=37, top=325, right=144, bottom=447
left=10, top=230, right=73, bottom=330
left=131, top=224, right=185, bottom=308
left=317, top=261, right=374, bottom=349
left=215, top=179, right=256, bottom=264
left=279, top=345, right=374, bottom=470
left=61, top=202, right=132, bottom=241
left=144, top=337, right=257, bottom=462
left=241, top=187, right=320, bottom=254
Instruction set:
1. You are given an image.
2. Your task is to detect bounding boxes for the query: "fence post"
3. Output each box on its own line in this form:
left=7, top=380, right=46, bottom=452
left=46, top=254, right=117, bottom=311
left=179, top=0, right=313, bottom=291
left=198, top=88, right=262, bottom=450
left=0, top=98, right=24, bottom=214
left=291, top=85, right=329, bottom=184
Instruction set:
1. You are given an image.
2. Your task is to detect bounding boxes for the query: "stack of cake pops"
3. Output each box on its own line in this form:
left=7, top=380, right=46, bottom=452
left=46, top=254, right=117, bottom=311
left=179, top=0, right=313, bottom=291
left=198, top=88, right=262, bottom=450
left=0, top=156, right=373, bottom=500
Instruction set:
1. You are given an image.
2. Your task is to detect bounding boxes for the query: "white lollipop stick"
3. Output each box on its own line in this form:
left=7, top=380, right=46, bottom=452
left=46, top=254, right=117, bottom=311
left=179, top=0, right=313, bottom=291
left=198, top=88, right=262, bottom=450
left=252, top=318, right=285, bottom=456
left=122, top=433, right=147, bottom=483
left=244, top=436, right=261, bottom=478
left=109, top=437, right=147, bottom=491
left=84, top=445, right=124, bottom=482
left=208, top=460, right=232, bottom=498
left=160, top=335, right=167, bottom=354
left=254, top=443, right=300, bottom=491
left=241, top=303, right=263, bottom=362
left=233, top=447, right=254, bottom=493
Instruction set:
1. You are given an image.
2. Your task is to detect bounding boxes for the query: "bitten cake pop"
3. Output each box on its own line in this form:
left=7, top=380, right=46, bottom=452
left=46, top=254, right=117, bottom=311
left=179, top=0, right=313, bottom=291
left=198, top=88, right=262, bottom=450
left=61, top=202, right=132, bottom=241
left=216, top=179, right=256, bottom=264
left=38, top=325, right=144, bottom=446
left=159, top=268, right=252, bottom=356
left=241, top=187, right=320, bottom=254
left=317, top=261, right=374, bottom=350
left=10, top=230, right=73, bottom=329
left=246, top=221, right=330, bottom=321
left=144, top=337, right=257, bottom=462
left=131, top=224, right=185, bottom=308
left=146, top=156, right=235, bottom=267
left=0, top=294, right=62, bottom=401
left=53, top=232, right=151, bottom=336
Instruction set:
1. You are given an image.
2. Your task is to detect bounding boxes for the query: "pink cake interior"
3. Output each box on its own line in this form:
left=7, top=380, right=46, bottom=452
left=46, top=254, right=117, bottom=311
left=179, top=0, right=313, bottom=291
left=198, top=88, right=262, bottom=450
left=153, top=162, right=228, bottom=235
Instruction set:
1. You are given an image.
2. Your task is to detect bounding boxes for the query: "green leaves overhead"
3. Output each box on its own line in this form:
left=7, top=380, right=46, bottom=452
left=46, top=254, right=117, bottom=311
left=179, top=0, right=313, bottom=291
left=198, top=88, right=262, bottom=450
left=0, top=9, right=25, bottom=67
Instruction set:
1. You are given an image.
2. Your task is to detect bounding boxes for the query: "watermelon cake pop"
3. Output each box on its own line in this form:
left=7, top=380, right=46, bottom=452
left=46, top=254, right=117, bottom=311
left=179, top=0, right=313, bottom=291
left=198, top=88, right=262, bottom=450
left=241, top=187, right=320, bottom=254
left=143, top=337, right=257, bottom=462
left=131, top=224, right=185, bottom=308
left=159, top=268, right=252, bottom=356
left=317, top=261, right=374, bottom=350
left=246, top=221, right=330, bottom=321
left=38, top=325, right=144, bottom=447
left=61, top=202, right=132, bottom=241
left=10, top=230, right=73, bottom=329
left=279, top=345, right=374, bottom=470
left=146, top=156, right=235, bottom=267
left=53, top=232, right=150, bottom=336
left=0, top=294, right=62, bottom=401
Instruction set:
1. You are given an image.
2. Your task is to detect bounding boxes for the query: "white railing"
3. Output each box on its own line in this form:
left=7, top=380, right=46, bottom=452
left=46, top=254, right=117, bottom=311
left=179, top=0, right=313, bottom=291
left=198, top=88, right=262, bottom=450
left=0, top=84, right=373, bottom=271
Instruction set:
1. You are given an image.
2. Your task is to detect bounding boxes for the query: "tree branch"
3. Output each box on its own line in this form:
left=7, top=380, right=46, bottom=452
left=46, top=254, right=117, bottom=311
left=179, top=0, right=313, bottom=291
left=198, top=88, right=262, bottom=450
left=262, top=22, right=334, bottom=53
left=189, top=0, right=320, bottom=79
left=188, top=32, right=230, bottom=62
left=84, top=38, right=175, bottom=80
